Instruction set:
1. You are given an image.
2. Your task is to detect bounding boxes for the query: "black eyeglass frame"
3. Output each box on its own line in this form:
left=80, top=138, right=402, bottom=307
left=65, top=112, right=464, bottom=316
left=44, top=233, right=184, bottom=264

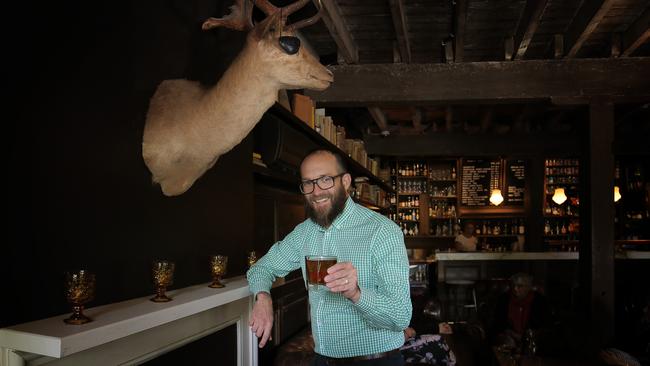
left=299, top=173, right=347, bottom=194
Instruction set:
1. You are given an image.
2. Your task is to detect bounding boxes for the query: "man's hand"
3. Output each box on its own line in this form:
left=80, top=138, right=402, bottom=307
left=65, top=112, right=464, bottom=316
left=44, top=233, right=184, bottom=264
left=249, top=292, right=274, bottom=348
left=324, top=262, right=361, bottom=303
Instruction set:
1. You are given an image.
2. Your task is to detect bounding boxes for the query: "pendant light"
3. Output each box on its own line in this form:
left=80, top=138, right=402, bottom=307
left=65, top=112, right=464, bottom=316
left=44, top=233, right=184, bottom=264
left=552, top=188, right=567, bottom=205
left=614, top=186, right=622, bottom=202
left=490, top=189, right=504, bottom=206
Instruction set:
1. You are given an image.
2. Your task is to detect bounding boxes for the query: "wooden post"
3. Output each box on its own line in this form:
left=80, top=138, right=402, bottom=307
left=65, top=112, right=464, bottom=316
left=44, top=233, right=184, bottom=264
left=580, top=99, right=616, bottom=349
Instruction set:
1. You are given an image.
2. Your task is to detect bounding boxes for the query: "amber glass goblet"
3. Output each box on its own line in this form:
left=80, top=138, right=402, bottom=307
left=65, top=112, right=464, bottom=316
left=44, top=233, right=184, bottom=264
left=209, top=255, right=228, bottom=288
left=247, top=251, right=258, bottom=269
left=63, top=270, right=96, bottom=325
left=151, top=260, right=175, bottom=302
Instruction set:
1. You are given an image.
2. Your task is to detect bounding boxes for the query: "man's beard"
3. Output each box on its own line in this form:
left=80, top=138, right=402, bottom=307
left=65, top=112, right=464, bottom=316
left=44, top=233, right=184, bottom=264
left=305, top=185, right=347, bottom=228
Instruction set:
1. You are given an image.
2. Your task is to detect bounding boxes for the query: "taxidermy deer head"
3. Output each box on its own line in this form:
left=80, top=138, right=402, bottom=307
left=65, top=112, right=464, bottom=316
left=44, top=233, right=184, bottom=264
left=143, top=0, right=333, bottom=196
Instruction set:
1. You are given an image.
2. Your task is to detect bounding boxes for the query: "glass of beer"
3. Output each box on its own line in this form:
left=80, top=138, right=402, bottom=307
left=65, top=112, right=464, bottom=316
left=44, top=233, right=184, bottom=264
left=305, top=255, right=337, bottom=290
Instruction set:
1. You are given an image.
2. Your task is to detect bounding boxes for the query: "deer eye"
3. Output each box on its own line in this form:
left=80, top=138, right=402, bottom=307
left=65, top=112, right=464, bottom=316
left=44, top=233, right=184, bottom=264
left=279, top=36, right=300, bottom=55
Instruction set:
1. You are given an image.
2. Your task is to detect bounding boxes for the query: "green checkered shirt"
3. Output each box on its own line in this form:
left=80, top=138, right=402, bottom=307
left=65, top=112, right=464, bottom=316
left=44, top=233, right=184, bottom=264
left=247, top=197, right=412, bottom=358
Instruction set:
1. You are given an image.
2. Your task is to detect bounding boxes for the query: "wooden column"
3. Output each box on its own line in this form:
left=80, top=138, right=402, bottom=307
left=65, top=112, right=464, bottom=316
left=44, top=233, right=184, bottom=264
left=580, top=99, right=616, bottom=348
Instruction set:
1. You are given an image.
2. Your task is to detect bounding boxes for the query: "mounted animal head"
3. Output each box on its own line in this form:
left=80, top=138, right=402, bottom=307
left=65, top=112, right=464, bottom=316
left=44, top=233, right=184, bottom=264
left=142, top=0, right=332, bottom=196
left=202, top=0, right=332, bottom=90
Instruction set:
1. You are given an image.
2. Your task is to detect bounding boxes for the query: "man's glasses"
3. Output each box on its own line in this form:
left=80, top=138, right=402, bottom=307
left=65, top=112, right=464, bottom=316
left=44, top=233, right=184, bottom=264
left=300, top=173, right=346, bottom=194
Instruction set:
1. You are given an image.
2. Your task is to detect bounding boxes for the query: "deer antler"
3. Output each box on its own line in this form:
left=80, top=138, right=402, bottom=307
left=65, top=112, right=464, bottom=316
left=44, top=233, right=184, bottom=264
left=202, top=0, right=254, bottom=31
left=254, top=0, right=323, bottom=31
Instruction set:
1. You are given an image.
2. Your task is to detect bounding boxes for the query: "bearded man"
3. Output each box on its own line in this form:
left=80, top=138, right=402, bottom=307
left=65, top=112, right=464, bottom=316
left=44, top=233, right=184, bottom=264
left=247, top=149, right=412, bottom=365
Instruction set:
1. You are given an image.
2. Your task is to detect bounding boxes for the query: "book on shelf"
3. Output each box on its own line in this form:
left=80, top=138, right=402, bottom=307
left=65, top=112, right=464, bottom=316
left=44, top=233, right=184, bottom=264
left=292, top=93, right=314, bottom=128
left=252, top=152, right=267, bottom=167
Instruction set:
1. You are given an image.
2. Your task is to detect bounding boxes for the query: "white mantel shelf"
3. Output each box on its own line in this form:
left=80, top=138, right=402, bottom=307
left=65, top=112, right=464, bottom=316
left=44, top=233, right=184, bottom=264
left=0, top=276, right=251, bottom=360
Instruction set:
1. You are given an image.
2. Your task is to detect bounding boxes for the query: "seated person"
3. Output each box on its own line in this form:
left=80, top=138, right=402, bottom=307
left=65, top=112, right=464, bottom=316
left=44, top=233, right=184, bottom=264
left=489, top=273, right=551, bottom=353
left=454, top=222, right=478, bottom=252
left=401, top=300, right=456, bottom=365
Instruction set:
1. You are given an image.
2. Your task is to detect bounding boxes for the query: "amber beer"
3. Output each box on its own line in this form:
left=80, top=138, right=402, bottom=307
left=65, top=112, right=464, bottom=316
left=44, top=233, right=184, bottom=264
left=305, top=256, right=337, bottom=289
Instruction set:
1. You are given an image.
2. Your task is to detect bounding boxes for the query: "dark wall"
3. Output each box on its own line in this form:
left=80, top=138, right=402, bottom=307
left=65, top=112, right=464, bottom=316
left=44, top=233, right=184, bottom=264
left=4, top=0, right=254, bottom=327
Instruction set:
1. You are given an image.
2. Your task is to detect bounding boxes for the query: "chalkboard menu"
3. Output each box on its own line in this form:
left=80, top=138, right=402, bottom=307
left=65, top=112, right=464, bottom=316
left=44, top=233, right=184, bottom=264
left=461, top=159, right=502, bottom=207
left=506, top=159, right=526, bottom=206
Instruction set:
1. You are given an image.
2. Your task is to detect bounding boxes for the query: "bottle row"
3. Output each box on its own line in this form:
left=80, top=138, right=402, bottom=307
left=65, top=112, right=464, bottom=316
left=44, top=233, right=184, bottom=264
left=429, top=200, right=457, bottom=218
left=545, top=159, right=579, bottom=167
left=394, top=180, right=427, bottom=193
left=401, top=222, right=420, bottom=236
left=472, top=219, right=526, bottom=236
left=391, top=179, right=457, bottom=196
left=390, top=209, right=420, bottom=222
left=395, top=195, right=420, bottom=207
left=390, top=163, right=457, bottom=180
left=392, top=163, right=428, bottom=177
left=545, top=166, right=579, bottom=176
left=430, top=219, right=459, bottom=237
left=547, top=176, right=579, bottom=184
left=544, top=203, right=579, bottom=217
left=544, top=219, right=579, bottom=236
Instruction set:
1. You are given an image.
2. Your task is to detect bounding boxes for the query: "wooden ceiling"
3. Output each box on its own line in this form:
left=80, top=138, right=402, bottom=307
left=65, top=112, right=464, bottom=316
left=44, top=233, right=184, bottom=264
left=290, top=0, right=650, bottom=136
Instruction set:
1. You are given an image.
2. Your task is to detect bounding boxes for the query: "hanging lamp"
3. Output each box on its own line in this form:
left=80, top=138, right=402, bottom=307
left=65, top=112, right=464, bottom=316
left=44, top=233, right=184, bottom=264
left=490, top=189, right=504, bottom=206
left=614, top=186, right=622, bottom=202
left=552, top=188, right=567, bottom=205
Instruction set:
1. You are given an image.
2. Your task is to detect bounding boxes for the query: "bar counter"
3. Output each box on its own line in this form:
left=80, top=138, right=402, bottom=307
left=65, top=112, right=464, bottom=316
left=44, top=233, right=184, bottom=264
left=432, top=250, right=649, bottom=282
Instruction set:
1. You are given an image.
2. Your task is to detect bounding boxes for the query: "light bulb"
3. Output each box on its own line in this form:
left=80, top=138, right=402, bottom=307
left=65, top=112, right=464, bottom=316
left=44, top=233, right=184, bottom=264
left=552, top=188, right=567, bottom=205
left=490, top=189, right=504, bottom=206
left=614, top=186, right=621, bottom=202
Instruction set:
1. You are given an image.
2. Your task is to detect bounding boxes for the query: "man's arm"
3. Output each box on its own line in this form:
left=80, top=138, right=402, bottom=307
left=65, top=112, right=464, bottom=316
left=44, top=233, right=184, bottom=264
left=247, top=222, right=305, bottom=347
left=352, top=224, right=412, bottom=332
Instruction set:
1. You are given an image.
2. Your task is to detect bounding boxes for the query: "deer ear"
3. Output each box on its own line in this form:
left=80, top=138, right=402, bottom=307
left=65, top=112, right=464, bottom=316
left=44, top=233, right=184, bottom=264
left=252, top=11, right=282, bottom=40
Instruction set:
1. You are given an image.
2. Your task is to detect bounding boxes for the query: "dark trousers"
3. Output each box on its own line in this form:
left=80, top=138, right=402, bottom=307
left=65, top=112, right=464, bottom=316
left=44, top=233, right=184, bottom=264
left=311, top=353, right=404, bottom=366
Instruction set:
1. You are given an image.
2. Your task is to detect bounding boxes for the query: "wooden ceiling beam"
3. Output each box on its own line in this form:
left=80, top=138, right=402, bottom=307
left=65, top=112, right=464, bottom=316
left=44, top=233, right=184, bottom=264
left=365, top=133, right=581, bottom=156
left=320, top=0, right=359, bottom=64
left=367, top=107, right=390, bottom=136
left=389, top=0, right=411, bottom=63
left=305, top=58, right=650, bottom=105
left=621, top=7, right=650, bottom=57
left=412, top=108, right=423, bottom=132
left=564, top=0, right=617, bottom=58
left=445, top=106, right=454, bottom=132
left=454, top=0, right=468, bottom=62
left=512, top=0, right=550, bottom=60
left=480, top=107, right=493, bottom=133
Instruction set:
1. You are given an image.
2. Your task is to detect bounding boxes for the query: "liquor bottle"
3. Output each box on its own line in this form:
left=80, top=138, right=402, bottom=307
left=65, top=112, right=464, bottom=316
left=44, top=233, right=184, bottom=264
left=518, top=220, right=525, bottom=235
left=454, top=219, right=461, bottom=236
left=451, top=166, right=456, bottom=179
left=482, top=222, right=488, bottom=236
left=544, top=220, right=551, bottom=235
left=414, top=225, right=419, bottom=236
left=561, top=223, right=567, bottom=235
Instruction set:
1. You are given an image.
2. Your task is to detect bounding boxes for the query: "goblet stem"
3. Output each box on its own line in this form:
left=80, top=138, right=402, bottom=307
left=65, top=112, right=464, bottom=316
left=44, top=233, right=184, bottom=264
left=150, top=286, right=172, bottom=302
left=64, top=304, right=92, bottom=325
left=208, top=276, right=224, bottom=288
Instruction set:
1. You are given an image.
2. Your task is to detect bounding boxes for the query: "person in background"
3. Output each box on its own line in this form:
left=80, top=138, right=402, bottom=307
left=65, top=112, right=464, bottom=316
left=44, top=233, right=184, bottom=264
left=490, top=273, right=550, bottom=352
left=401, top=323, right=456, bottom=365
left=247, top=149, right=412, bottom=366
left=454, top=222, right=478, bottom=252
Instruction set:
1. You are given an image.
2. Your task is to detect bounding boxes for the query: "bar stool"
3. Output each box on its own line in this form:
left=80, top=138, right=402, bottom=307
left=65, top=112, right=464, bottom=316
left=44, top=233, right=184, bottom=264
left=445, top=279, right=478, bottom=321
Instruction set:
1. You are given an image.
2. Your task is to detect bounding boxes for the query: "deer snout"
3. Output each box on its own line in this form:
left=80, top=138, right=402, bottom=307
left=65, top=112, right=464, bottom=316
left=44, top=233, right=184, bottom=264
left=312, top=67, right=333, bottom=85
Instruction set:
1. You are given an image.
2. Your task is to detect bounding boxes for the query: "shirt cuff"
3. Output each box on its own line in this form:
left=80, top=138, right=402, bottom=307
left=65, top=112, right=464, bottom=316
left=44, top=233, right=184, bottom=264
left=352, top=286, right=377, bottom=316
left=248, top=282, right=272, bottom=297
